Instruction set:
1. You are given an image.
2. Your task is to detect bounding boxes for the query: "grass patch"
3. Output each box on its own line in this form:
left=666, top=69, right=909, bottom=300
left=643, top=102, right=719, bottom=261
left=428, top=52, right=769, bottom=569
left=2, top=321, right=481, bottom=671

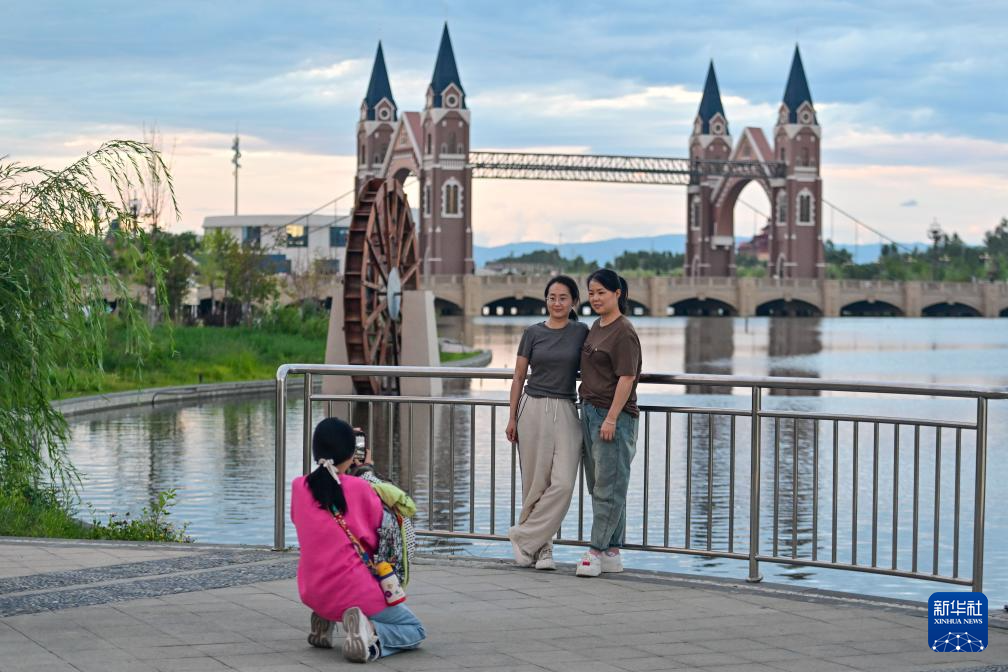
left=57, top=316, right=328, bottom=399
left=439, top=350, right=483, bottom=362
left=0, top=488, right=191, bottom=542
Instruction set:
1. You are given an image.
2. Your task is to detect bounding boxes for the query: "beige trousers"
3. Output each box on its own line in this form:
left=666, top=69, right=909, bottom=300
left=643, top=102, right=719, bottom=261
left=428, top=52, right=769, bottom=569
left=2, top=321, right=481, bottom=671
left=509, top=395, right=582, bottom=556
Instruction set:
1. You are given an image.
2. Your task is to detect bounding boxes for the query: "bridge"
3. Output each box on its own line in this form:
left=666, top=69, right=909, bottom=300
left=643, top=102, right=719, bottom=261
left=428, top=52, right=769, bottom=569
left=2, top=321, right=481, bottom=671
left=421, top=275, right=1008, bottom=318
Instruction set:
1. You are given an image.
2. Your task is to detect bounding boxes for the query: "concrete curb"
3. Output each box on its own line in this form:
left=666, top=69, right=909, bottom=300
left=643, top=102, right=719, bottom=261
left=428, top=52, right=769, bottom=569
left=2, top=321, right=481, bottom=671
left=53, top=378, right=303, bottom=419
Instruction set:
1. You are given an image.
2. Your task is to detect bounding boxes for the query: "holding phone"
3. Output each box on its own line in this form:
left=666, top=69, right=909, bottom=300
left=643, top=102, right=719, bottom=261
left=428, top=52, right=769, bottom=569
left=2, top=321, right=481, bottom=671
left=353, top=429, right=367, bottom=463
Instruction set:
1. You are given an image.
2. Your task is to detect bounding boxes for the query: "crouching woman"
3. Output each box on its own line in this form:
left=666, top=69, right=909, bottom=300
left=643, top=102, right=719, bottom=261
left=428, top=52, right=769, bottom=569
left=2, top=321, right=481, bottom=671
left=291, top=417, right=425, bottom=664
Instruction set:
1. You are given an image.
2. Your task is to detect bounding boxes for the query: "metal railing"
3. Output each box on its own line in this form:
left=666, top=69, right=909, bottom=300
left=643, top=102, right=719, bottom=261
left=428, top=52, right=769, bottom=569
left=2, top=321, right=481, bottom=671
left=275, top=364, right=1006, bottom=592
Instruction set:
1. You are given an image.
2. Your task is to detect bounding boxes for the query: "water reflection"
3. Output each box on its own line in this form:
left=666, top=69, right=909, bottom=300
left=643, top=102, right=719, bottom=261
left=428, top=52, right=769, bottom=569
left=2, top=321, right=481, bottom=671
left=768, top=318, right=821, bottom=395
left=683, top=317, right=734, bottom=394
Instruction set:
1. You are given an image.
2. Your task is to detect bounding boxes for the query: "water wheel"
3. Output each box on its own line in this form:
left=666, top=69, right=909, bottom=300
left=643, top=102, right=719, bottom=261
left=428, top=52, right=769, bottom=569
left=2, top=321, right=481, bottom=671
left=343, top=178, right=421, bottom=394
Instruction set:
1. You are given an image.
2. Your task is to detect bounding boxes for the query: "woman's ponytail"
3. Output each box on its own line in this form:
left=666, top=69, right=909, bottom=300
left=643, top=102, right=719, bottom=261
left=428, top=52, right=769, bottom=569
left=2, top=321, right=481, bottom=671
left=617, top=275, right=629, bottom=315
left=306, top=417, right=355, bottom=514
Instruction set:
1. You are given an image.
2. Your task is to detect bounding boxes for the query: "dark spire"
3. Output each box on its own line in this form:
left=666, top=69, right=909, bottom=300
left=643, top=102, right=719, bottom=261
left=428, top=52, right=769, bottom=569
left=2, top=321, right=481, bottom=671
left=696, top=61, right=727, bottom=134
left=364, top=42, right=396, bottom=121
left=782, top=45, right=814, bottom=123
left=429, top=23, right=465, bottom=108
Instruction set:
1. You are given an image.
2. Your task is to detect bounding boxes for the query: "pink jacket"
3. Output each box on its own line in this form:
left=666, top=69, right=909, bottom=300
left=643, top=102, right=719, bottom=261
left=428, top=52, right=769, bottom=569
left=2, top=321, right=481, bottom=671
left=290, top=474, right=387, bottom=619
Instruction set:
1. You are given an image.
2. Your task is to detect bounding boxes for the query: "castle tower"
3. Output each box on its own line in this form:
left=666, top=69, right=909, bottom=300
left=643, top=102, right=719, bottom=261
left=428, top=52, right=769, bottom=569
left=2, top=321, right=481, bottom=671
left=419, top=23, right=473, bottom=275
left=685, top=62, right=733, bottom=277
left=356, top=43, right=397, bottom=194
left=771, top=45, right=824, bottom=278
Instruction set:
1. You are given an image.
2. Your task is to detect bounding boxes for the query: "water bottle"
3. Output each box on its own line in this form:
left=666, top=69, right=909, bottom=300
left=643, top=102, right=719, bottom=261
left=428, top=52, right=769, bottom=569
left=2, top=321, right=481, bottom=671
left=375, top=561, right=406, bottom=606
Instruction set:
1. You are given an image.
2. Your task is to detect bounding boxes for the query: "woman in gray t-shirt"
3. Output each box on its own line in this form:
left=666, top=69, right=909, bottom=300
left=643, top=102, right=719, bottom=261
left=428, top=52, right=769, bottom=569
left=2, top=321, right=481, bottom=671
left=505, top=276, right=589, bottom=570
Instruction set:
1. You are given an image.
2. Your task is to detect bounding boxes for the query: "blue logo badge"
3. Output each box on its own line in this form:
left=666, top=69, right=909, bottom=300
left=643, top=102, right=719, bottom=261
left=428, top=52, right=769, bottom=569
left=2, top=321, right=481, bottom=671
left=929, top=592, right=987, bottom=653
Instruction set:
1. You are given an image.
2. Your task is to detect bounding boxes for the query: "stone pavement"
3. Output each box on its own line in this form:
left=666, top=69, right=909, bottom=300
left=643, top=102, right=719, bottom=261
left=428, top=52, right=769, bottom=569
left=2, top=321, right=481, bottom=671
left=0, top=539, right=1006, bottom=672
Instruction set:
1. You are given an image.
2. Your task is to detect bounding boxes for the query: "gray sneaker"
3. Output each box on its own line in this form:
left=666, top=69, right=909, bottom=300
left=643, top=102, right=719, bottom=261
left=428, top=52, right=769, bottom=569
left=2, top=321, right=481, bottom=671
left=534, top=544, right=556, bottom=571
left=307, top=611, right=334, bottom=649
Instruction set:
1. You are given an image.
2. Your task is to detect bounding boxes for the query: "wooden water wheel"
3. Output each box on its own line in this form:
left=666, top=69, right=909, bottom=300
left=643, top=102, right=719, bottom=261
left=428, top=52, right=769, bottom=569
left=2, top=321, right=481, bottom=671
left=343, top=178, right=421, bottom=394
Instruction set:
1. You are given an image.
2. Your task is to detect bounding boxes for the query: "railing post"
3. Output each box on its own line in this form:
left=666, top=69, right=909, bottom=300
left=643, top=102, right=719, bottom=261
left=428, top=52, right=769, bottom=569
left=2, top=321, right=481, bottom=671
left=303, top=373, right=313, bottom=476
left=971, top=397, right=988, bottom=592
left=274, top=373, right=287, bottom=551
left=748, top=386, right=763, bottom=582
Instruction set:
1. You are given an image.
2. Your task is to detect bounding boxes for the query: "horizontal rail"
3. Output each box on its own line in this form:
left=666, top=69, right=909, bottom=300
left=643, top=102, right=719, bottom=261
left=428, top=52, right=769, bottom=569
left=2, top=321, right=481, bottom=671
left=276, top=365, right=995, bottom=594
left=278, top=363, right=1008, bottom=400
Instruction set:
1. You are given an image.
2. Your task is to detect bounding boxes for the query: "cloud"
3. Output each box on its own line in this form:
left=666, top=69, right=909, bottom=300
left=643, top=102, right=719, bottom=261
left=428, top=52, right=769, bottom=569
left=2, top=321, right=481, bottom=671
left=900, top=199, right=918, bottom=207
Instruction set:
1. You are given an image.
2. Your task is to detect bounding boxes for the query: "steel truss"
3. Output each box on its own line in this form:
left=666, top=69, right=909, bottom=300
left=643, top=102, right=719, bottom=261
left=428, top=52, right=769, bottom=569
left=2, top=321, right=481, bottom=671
left=469, top=151, right=785, bottom=185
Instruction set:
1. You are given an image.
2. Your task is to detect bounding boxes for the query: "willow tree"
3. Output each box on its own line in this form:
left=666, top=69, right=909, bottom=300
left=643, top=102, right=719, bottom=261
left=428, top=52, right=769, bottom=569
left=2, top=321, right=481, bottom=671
left=0, top=141, right=176, bottom=502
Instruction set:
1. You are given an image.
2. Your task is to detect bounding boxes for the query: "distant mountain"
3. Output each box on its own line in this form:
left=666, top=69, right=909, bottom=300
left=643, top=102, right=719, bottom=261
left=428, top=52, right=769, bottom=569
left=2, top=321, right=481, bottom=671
left=475, top=235, right=929, bottom=267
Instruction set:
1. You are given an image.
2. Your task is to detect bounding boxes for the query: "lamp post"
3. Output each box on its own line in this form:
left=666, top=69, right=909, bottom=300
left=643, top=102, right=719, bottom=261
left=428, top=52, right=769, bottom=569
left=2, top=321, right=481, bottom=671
left=927, top=218, right=944, bottom=281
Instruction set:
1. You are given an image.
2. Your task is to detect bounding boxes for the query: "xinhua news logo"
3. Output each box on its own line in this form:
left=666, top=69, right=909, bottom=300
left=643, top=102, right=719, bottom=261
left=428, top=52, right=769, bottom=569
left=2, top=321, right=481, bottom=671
left=928, top=592, right=987, bottom=653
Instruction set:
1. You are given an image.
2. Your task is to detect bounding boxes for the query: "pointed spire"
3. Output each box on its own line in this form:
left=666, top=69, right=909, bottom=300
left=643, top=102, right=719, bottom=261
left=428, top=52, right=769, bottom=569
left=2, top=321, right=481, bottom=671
left=429, top=23, right=465, bottom=108
left=363, top=42, right=396, bottom=121
left=696, top=60, right=727, bottom=134
left=782, top=45, right=814, bottom=123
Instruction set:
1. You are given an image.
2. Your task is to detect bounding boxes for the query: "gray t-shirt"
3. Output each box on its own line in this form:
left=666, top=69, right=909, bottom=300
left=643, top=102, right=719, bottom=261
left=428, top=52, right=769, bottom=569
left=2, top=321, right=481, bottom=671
left=517, top=321, right=590, bottom=400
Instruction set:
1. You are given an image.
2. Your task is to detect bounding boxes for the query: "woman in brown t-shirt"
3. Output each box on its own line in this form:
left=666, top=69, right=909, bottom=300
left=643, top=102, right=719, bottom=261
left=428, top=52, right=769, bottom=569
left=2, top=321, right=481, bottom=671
left=575, top=269, right=641, bottom=578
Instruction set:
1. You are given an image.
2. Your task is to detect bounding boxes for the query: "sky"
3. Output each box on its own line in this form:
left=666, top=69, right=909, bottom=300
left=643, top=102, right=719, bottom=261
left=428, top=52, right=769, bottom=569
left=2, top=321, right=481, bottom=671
left=2, top=0, right=1006, bottom=246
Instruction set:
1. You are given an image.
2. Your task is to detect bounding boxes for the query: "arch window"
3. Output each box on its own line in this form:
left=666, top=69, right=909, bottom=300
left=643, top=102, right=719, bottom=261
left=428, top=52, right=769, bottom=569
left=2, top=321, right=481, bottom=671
left=797, top=189, right=815, bottom=225
left=426, top=133, right=432, bottom=154
left=423, top=184, right=431, bottom=216
left=448, top=132, right=456, bottom=154
left=359, top=145, right=365, bottom=165
left=689, top=196, right=700, bottom=231
left=780, top=147, right=786, bottom=163
left=776, top=191, right=787, bottom=225
left=801, top=147, right=810, bottom=167
left=442, top=179, right=463, bottom=217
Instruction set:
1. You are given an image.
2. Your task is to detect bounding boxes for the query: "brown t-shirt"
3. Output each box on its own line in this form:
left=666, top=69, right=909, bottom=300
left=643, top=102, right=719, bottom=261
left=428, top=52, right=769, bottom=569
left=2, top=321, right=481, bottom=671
left=578, top=316, right=642, bottom=417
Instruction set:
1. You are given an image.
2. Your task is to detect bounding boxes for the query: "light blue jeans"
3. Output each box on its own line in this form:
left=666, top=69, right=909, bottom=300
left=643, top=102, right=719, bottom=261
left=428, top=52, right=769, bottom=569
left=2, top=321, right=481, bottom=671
left=580, top=402, right=638, bottom=551
left=370, top=604, right=425, bottom=657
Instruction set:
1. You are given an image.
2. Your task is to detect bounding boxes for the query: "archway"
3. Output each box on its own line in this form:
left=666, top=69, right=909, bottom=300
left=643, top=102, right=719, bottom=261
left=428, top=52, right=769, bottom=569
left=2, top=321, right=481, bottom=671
left=1000, top=306, right=1008, bottom=317
left=732, top=180, right=772, bottom=271
left=667, top=298, right=737, bottom=317
left=756, top=298, right=822, bottom=317
left=579, top=299, right=649, bottom=317
left=840, top=300, right=903, bottom=317
left=922, top=302, right=982, bottom=318
left=482, top=297, right=546, bottom=316
left=434, top=298, right=463, bottom=316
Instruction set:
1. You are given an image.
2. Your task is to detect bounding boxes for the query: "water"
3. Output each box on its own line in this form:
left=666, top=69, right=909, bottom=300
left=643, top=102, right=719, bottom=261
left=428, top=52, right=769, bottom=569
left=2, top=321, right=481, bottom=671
left=67, top=317, right=1008, bottom=604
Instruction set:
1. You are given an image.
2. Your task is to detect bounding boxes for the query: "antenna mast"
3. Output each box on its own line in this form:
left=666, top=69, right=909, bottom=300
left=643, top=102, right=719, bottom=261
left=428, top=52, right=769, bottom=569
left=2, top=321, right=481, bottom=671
left=231, top=132, right=241, bottom=216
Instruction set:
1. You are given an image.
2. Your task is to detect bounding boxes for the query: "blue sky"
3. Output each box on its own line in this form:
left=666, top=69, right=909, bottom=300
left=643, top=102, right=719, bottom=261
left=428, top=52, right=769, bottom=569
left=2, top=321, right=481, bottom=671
left=2, top=1, right=1005, bottom=245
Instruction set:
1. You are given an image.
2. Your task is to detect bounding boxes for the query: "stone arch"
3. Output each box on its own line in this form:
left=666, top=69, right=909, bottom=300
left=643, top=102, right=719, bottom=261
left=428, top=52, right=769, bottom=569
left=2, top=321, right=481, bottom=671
left=715, top=176, right=773, bottom=240
left=756, top=298, right=823, bottom=317
left=434, top=298, right=463, bottom=316
left=578, top=299, right=649, bottom=317
left=482, top=296, right=546, bottom=316
left=668, top=297, right=738, bottom=317
left=840, top=300, right=904, bottom=317
left=921, top=301, right=982, bottom=317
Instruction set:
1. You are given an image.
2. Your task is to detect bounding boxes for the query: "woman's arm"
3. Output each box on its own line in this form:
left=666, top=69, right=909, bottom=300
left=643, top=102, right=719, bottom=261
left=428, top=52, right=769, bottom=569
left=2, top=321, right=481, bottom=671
left=505, top=356, right=529, bottom=443
left=600, top=375, right=636, bottom=441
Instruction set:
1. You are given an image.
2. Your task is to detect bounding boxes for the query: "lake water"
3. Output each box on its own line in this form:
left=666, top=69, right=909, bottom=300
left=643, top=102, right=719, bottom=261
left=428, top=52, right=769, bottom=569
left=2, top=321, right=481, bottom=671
left=67, top=317, right=1008, bottom=605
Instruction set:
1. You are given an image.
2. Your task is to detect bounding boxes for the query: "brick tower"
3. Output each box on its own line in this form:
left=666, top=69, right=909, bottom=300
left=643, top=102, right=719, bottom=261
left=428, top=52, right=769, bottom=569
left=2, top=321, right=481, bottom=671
left=419, top=24, right=473, bottom=275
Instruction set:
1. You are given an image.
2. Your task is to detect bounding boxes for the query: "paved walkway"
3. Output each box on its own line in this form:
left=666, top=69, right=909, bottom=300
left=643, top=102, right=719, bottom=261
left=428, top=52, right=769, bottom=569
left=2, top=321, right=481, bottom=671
left=0, top=539, right=1005, bottom=672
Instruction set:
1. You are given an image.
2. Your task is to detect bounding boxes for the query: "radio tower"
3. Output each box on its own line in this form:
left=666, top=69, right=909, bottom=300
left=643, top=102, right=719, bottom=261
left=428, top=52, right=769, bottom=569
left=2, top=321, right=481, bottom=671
left=231, top=132, right=241, bottom=216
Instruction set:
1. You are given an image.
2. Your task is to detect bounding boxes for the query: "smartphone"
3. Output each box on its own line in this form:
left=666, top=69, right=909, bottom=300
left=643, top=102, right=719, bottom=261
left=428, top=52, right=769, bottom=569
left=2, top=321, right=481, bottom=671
left=353, top=429, right=367, bottom=462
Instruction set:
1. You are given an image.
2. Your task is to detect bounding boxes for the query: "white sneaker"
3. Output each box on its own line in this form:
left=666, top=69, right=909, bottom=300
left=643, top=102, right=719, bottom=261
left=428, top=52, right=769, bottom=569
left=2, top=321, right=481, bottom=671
left=601, top=550, right=624, bottom=573
left=342, top=607, right=380, bottom=663
left=534, top=544, right=556, bottom=571
left=575, top=551, right=601, bottom=577
left=507, top=527, right=533, bottom=567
